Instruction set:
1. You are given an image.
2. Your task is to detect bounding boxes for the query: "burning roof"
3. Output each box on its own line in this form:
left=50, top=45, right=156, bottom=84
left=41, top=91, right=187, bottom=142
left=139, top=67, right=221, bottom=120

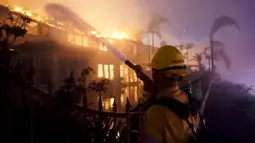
left=4, top=5, right=134, bottom=41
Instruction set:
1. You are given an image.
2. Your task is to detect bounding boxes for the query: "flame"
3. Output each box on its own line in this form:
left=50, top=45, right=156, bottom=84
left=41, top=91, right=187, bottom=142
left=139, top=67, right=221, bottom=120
left=6, top=5, right=134, bottom=40
left=91, top=31, right=132, bottom=40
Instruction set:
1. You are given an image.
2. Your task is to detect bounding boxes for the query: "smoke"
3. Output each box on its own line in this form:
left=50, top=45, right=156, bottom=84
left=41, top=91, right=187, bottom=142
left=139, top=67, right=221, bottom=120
left=8, top=0, right=147, bottom=37
left=6, top=0, right=255, bottom=87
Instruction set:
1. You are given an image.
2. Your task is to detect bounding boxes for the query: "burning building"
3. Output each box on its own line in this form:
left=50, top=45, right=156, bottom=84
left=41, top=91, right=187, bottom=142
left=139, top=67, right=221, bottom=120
left=2, top=5, right=151, bottom=111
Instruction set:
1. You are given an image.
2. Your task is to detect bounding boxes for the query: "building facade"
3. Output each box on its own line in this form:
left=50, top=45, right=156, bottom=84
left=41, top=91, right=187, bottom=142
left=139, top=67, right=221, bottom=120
left=4, top=5, right=151, bottom=111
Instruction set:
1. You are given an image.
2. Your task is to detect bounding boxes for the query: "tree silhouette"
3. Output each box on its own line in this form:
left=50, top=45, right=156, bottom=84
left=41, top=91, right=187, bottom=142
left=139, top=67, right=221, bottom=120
left=210, top=16, right=240, bottom=72
left=147, top=15, right=169, bottom=59
left=191, top=52, right=204, bottom=71
left=181, top=43, right=194, bottom=65
left=203, top=40, right=231, bottom=71
left=132, top=15, right=169, bottom=62
left=202, top=47, right=211, bottom=70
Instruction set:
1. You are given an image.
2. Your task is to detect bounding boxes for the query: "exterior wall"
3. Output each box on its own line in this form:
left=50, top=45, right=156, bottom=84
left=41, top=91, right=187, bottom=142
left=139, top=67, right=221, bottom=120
left=10, top=17, right=151, bottom=110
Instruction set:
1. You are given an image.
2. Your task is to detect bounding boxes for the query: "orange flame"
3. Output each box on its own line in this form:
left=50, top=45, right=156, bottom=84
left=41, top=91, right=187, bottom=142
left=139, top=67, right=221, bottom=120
left=7, top=5, right=134, bottom=40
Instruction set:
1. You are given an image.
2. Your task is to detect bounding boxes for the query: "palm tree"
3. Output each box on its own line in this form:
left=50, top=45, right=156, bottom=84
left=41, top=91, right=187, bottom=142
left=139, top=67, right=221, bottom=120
left=202, top=47, right=211, bottom=70
left=203, top=40, right=231, bottom=71
left=210, top=16, right=240, bottom=72
left=183, top=43, right=194, bottom=66
left=190, top=53, right=204, bottom=71
left=147, top=15, right=169, bottom=58
left=133, top=15, right=168, bottom=62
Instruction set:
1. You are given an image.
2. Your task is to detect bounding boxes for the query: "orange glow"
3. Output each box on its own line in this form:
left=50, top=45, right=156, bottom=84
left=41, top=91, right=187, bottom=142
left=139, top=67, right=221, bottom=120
left=120, top=93, right=124, bottom=105
left=109, top=64, right=114, bottom=79
left=103, top=101, right=110, bottom=111
left=120, top=65, right=124, bottom=77
left=133, top=70, right=137, bottom=82
left=67, top=34, right=74, bottom=43
left=98, top=64, right=114, bottom=79
left=130, top=70, right=133, bottom=82
left=102, top=97, right=114, bottom=111
left=8, top=5, right=67, bottom=31
left=134, top=86, right=138, bottom=103
left=110, top=97, right=114, bottom=107
left=83, top=37, right=88, bottom=47
left=99, top=44, right=107, bottom=51
left=90, top=31, right=133, bottom=40
left=125, top=66, right=129, bottom=82
left=104, top=65, right=109, bottom=78
left=98, top=64, right=103, bottom=77
left=125, top=88, right=129, bottom=98
left=7, top=5, right=135, bottom=41
left=74, top=35, right=83, bottom=46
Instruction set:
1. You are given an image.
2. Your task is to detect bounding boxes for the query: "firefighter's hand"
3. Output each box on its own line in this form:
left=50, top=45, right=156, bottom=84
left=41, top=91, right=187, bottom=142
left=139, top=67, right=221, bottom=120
left=133, top=64, right=143, bottom=78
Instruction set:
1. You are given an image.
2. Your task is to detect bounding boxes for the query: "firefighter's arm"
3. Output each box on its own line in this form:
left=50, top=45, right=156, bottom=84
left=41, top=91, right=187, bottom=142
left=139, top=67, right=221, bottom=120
left=140, top=108, right=165, bottom=143
left=133, top=65, right=154, bottom=94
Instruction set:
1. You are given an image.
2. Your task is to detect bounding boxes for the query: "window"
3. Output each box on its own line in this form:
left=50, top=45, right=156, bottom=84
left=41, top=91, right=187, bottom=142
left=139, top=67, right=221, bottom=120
left=120, top=93, right=125, bottom=105
left=103, top=97, right=114, bottom=111
left=125, top=87, right=129, bottom=98
left=134, top=86, right=138, bottom=103
left=98, top=64, right=103, bottom=77
left=99, top=44, right=107, bottom=51
left=83, top=37, right=88, bottom=47
left=125, top=66, right=129, bottom=82
left=109, top=65, right=114, bottom=79
left=26, top=22, right=38, bottom=35
left=98, top=64, right=114, bottom=79
left=120, top=64, right=129, bottom=82
left=120, top=65, right=124, bottom=77
left=68, top=34, right=89, bottom=47
left=68, top=34, right=75, bottom=43
left=120, top=64, right=137, bottom=83
left=75, top=35, right=83, bottom=46
left=133, top=70, right=137, bottom=82
left=130, top=69, right=134, bottom=82
left=104, top=65, right=109, bottom=78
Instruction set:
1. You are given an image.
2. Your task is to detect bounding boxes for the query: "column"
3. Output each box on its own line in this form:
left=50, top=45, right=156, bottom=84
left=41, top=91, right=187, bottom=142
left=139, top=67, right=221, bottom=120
left=113, top=61, right=121, bottom=111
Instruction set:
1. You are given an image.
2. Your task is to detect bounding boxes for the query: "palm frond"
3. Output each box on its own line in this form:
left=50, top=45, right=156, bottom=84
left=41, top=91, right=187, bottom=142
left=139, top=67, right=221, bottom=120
left=210, top=16, right=240, bottom=36
left=176, top=44, right=185, bottom=51
left=183, top=52, right=188, bottom=59
left=148, top=14, right=169, bottom=30
left=218, top=48, right=231, bottom=71
left=203, top=46, right=210, bottom=53
left=185, top=43, right=195, bottom=50
left=191, top=53, right=203, bottom=63
left=153, top=27, right=162, bottom=39
left=133, top=30, right=146, bottom=41
left=212, top=40, right=225, bottom=48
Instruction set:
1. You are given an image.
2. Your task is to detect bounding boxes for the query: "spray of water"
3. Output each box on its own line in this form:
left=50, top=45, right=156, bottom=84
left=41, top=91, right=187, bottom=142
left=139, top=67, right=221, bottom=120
left=103, top=41, right=127, bottom=62
left=44, top=3, right=127, bottom=62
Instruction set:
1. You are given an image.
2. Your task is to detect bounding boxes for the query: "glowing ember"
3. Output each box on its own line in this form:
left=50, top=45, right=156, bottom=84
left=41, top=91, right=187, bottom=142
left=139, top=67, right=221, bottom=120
left=6, top=5, right=134, bottom=40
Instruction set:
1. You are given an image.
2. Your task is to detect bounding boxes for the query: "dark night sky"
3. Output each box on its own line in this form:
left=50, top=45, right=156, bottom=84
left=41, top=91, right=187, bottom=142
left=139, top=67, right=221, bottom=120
left=3, top=0, right=255, bottom=85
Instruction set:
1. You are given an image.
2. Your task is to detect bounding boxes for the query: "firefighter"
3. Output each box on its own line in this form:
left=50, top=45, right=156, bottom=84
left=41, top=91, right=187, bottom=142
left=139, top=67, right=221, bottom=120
left=137, top=45, right=198, bottom=143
